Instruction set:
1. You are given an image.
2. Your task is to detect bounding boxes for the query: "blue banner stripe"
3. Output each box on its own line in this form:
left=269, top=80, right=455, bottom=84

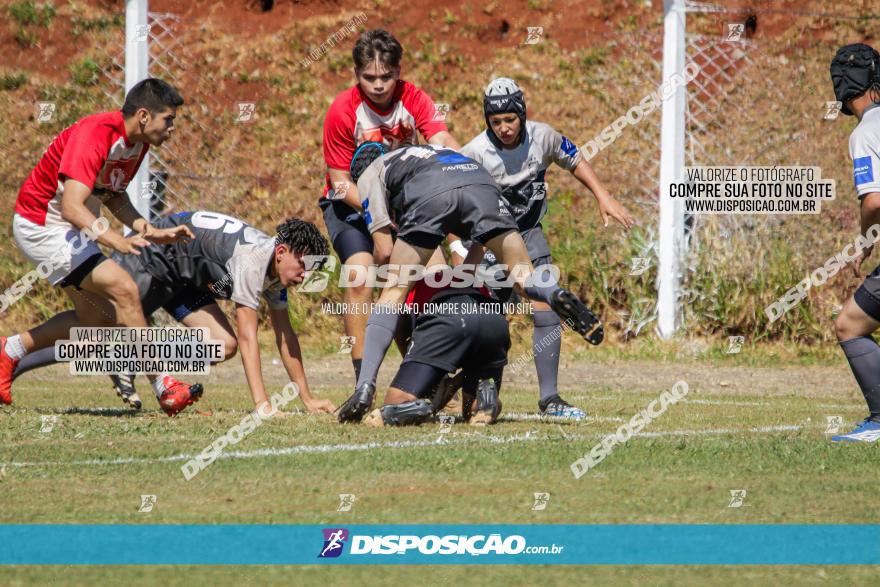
left=1, top=525, right=877, bottom=565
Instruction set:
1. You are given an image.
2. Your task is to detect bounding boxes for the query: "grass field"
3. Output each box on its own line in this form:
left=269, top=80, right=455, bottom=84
left=1, top=346, right=877, bottom=584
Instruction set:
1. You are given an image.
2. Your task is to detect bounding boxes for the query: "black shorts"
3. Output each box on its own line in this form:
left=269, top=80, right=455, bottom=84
left=403, top=293, right=511, bottom=374
left=319, top=198, right=373, bottom=262
left=396, top=184, right=518, bottom=250
left=855, top=265, right=880, bottom=321
left=114, top=253, right=214, bottom=322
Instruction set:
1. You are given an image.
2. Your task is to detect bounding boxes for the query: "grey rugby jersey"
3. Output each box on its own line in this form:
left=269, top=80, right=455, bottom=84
left=133, top=210, right=287, bottom=311
left=462, top=121, right=581, bottom=231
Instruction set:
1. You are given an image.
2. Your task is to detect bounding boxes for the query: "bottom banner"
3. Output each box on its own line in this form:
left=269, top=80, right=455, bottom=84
left=1, top=524, right=877, bottom=565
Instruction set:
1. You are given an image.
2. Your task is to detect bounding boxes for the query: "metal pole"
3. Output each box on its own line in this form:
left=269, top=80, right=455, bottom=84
left=125, top=0, right=151, bottom=227
left=657, top=0, right=686, bottom=339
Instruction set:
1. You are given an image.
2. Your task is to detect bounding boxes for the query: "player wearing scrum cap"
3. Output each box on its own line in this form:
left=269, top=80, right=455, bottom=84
left=335, top=141, right=604, bottom=423
left=453, top=77, right=634, bottom=420
left=830, top=43, right=880, bottom=442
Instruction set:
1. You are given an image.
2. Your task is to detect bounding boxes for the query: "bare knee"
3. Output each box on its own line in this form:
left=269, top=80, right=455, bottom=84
left=835, top=310, right=874, bottom=342
left=105, top=279, right=141, bottom=312
left=345, top=284, right=371, bottom=301
left=222, top=335, right=238, bottom=360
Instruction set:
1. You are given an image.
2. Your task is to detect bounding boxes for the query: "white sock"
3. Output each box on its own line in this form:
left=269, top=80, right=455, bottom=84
left=151, top=374, right=171, bottom=398
left=4, top=335, right=27, bottom=361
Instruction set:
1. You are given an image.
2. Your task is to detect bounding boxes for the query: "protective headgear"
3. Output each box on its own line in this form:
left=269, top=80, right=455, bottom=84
left=349, top=141, right=387, bottom=182
left=830, top=43, right=880, bottom=116
left=483, top=77, right=526, bottom=146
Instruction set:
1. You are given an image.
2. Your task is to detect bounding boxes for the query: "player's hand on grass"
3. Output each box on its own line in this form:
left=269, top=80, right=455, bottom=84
left=302, top=397, right=336, bottom=414
left=142, top=223, right=195, bottom=244
left=255, top=403, right=291, bottom=419
left=597, top=194, right=635, bottom=230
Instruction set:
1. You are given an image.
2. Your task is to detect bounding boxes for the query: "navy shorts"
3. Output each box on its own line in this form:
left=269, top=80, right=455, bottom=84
left=319, top=198, right=373, bottom=262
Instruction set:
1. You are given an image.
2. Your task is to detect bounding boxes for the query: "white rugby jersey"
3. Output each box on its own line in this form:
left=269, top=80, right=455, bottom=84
left=461, top=121, right=581, bottom=230
left=850, top=103, right=880, bottom=198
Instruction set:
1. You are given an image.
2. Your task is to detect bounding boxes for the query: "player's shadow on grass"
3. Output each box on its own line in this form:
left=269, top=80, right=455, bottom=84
left=56, top=407, right=141, bottom=417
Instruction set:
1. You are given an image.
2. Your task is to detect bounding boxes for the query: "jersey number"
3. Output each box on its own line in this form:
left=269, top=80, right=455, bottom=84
left=191, top=211, right=245, bottom=234
left=191, top=211, right=259, bottom=243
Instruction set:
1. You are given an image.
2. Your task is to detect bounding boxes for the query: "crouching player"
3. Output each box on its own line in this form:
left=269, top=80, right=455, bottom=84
left=830, top=43, right=880, bottom=442
left=364, top=273, right=510, bottom=427
left=0, top=78, right=201, bottom=415
left=455, top=77, right=634, bottom=420
left=13, top=211, right=336, bottom=416
left=337, top=141, right=604, bottom=422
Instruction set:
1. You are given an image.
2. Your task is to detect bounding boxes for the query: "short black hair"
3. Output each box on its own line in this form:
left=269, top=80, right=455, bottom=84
left=121, top=78, right=184, bottom=117
left=275, top=218, right=329, bottom=258
left=352, top=29, right=403, bottom=71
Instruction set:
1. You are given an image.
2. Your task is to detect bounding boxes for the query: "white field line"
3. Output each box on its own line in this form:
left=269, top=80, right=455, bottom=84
left=1, top=424, right=808, bottom=469
left=584, top=396, right=769, bottom=407
left=500, top=412, right=624, bottom=423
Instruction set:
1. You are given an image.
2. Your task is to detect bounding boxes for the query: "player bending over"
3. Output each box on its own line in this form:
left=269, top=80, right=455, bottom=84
left=0, top=78, right=200, bottom=415
left=336, top=142, right=603, bottom=422
left=455, top=77, right=635, bottom=420
left=364, top=273, right=510, bottom=427
left=830, top=43, right=880, bottom=442
left=13, top=211, right=336, bottom=416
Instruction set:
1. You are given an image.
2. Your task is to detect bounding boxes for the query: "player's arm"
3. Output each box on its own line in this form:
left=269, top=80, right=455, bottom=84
left=357, top=159, right=394, bottom=265
left=372, top=226, right=394, bottom=266
left=103, top=191, right=194, bottom=244
left=59, top=179, right=149, bottom=255
left=268, top=307, right=335, bottom=414
left=427, top=131, right=461, bottom=151
left=327, top=167, right=363, bottom=211
left=571, top=159, right=635, bottom=230
left=856, top=192, right=880, bottom=274
left=234, top=303, right=271, bottom=410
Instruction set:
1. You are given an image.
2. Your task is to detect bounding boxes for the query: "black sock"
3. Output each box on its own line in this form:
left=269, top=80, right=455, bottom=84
left=351, top=358, right=362, bottom=382
left=839, top=337, right=880, bottom=418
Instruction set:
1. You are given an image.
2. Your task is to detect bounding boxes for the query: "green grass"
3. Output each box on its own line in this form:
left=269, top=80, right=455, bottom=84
left=8, top=1, right=55, bottom=28
left=1, top=355, right=872, bottom=525
left=0, top=72, right=27, bottom=91
left=0, top=354, right=873, bottom=583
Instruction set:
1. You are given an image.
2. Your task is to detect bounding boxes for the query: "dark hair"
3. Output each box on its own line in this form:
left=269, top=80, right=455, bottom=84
left=352, top=29, right=403, bottom=71
left=275, top=218, right=329, bottom=258
left=122, top=78, right=184, bottom=117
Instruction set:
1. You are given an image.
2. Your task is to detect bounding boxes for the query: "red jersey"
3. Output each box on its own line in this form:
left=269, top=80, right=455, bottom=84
left=405, top=271, right=493, bottom=314
left=16, top=111, right=148, bottom=227
left=321, top=80, right=448, bottom=197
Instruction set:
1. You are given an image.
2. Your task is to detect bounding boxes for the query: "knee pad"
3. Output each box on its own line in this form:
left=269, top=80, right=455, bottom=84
left=380, top=399, right=434, bottom=426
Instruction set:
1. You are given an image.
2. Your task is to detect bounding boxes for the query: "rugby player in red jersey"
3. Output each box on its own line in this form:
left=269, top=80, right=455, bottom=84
left=320, top=28, right=461, bottom=383
left=0, top=78, right=201, bottom=415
